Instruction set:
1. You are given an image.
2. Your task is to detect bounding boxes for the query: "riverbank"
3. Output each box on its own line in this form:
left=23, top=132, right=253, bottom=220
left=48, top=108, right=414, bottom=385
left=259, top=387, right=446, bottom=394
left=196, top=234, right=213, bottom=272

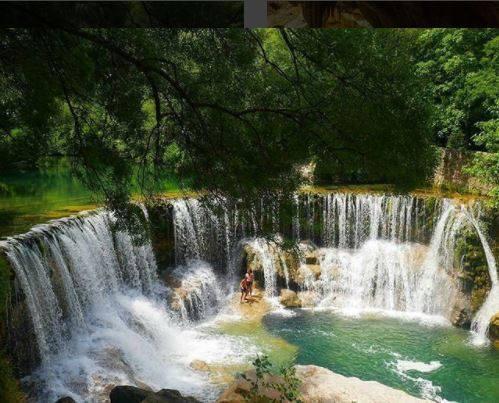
left=219, top=364, right=430, bottom=402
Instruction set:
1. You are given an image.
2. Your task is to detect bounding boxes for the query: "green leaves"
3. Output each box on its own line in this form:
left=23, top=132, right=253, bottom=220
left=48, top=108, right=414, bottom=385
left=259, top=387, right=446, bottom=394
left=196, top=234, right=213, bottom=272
left=0, top=28, right=441, bottom=216
left=240, top=354, right=303, bottom=403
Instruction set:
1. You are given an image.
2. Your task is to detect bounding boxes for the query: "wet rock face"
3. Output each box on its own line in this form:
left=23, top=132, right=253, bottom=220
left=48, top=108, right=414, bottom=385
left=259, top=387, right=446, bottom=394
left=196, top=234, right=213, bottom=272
left=242, top=242, right=297, bottom=289
left=279, top=289, right=302, bottom=308
left=147, top=202, right=176, bottom=269
left=241, top=241, right=320, bottom=291
left=1, top=256, right=40, bottom=377
left=110, top=385, right=200, bottom=403
left=450, top=301, right=472, bottom=328
left=488, top=313, right=499, bottom=348
left=55, top=397, right=76, bottom=403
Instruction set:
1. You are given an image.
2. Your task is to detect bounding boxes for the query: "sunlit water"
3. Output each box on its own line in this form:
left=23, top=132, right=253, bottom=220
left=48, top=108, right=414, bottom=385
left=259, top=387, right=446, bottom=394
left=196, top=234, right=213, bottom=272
left=263, top=310, right=499, bottom=402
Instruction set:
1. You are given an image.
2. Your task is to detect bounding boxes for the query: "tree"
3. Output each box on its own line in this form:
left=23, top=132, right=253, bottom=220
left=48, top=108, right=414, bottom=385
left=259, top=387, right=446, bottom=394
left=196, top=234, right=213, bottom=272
left=464, top=35, right=499, bottom=206
left=415, top=29, right=499, bottom=149
left=414, top=29, right=499, bottom=204
left=0, top=27, right=436, bottom=226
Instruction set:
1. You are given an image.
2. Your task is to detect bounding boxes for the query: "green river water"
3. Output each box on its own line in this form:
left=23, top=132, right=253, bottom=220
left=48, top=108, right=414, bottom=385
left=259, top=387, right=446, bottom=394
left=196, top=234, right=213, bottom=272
left=0, top=163, right=183, bottom=239
left=263, top=310, right=499, bottom=402
left=0, top=166, right=95, bottom=239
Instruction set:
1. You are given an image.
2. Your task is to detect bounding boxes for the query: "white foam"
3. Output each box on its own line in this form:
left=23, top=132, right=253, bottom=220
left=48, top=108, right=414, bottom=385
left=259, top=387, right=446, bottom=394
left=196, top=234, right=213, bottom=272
left=389, top=359, right=449, bottom=402
left=395, top=359, right=442, bottom=373
left=26, top=289, right=255, bottom=402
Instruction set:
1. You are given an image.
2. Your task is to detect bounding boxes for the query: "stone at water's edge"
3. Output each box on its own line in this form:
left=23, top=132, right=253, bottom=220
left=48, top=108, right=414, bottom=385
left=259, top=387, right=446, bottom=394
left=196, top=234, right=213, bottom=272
left=55, top=397, right=76, bottom=403
left=295, top=365, right=430, bottom=403
left=190, top=359, right=210, bottom=372
left=279, top=289, right=302, bottom=308
left=110, top=385, right=200, bottom=403
left=488, top=312, right=499, bottom=348
left=217, top=365, right=430, bottom=403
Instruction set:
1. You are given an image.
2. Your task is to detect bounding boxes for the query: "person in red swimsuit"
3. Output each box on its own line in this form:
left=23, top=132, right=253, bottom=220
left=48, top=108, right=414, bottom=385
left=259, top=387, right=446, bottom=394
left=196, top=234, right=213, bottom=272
left=245, top=269, right=254, bottom=297
left=240, top=277, right=249, bottom=303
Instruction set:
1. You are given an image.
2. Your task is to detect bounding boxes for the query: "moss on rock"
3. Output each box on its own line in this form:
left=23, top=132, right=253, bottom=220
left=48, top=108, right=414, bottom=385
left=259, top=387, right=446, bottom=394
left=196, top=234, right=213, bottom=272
left=0, top=253, right=25, bottom=402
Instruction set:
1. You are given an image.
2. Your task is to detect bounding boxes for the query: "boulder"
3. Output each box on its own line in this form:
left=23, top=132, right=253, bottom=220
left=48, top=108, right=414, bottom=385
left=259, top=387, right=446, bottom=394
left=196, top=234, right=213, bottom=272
left=190, top=359, right=210, bottom=372
left=55, top=397, right=76, bottom=403
left=110, top=386, right=150, bottom=403
left=150, top=389, right=200, bottom=403
left=217, top=365, right=430, bottom=403
left=295, top=365, right=429, bottom=402
left=110, top=385, right=200, bottom=403
left=297, top=291, right=319, bottom=307
left=304, top=251, right=318, bottom=265
left=450, top=297, right=472, bottom=328
left=488, top=312, right=499, bottom=348
left=279, top=289, right=302, bottom=308
left=296, top=263, right=321, bottom=286
left=217, top=369, right=284, bottom=402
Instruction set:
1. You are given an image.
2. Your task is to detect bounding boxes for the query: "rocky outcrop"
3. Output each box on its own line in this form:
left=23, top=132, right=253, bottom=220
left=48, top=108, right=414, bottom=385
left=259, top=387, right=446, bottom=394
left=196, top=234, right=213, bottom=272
left=488, top=312, right=499, bottom=348
left=433, top=148, right=492, bottom=195
left=218, top=364, right=429, bottom=403
left=190, top=359, right=210, bottom=372
left=55, top=397, right=76, bottom=403
left=279, top=289, right=302, bottom=308
left=243, top=242, right=299, bottom=288
left=242, top=240, right=322, bottom=290
left=110, top=385, right=200, bottom=403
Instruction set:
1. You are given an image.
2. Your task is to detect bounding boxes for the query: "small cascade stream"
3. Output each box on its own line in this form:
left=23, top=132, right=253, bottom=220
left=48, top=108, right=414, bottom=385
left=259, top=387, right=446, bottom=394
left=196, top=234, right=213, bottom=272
left=1, top=192, right=497, bottom=402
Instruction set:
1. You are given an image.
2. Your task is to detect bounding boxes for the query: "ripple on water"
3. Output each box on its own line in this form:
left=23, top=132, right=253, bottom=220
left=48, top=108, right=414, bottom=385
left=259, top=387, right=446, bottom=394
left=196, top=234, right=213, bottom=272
left=263, top=309, right=499, bottom=403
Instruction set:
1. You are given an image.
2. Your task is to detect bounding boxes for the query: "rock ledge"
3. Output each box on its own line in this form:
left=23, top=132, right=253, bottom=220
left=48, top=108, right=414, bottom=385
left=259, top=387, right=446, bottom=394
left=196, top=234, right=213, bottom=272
left=218, top=364, right=430, bottom=403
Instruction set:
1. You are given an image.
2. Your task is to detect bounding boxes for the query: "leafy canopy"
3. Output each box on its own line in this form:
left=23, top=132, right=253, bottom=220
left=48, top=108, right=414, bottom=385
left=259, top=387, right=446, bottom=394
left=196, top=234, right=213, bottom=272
left=414, top=29, right=499, bottom=204
left=0, top=28, right=436, bottom=217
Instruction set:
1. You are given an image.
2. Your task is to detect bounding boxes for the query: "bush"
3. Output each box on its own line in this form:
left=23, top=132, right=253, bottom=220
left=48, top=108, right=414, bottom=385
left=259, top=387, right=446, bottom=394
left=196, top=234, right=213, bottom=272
left=240, top=354, right=302, bottom=403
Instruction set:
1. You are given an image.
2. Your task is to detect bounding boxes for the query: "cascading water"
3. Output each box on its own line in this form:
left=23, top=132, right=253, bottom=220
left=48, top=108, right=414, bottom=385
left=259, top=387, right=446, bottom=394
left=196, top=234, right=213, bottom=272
left=170, top=262, right=225, bottom=322
left=171, top=195, right=496, bottom=342
left=253, top=194, right=497, bottom=342
left=3, top=211, right=159, bottom=363
left=2, top=192, right=497, bottom=402
left=465, top=211, right=499, bottom=345
left=244, top=238, right=279, bottom=298
left=1, top=209, right=248, bottom=402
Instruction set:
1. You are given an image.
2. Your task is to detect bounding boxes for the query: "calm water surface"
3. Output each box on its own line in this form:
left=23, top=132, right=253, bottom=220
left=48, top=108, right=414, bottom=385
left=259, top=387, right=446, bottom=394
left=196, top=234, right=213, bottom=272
left=0, top=166, right=95, bottom=238
left=0, top=163, right=183, bottom=238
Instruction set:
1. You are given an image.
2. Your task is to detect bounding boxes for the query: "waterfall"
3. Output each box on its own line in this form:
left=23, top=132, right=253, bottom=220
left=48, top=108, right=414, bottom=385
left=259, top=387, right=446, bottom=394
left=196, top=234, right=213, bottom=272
left=1, top=209, right=243, bottom=402
left=465, top=212, right=499, bottom=345
left=172, top=198, right=241, bottom=270
left=2, top=192, right=497, bottom=401
left=170, top=261, right=225, bottom=322
left=245, top=238, right=279, bottom=297
left=3, top=211, right=158, bottom=364
left=316, top=193, right=441, bottom=247
left=241, top=194, right=497, bottom=341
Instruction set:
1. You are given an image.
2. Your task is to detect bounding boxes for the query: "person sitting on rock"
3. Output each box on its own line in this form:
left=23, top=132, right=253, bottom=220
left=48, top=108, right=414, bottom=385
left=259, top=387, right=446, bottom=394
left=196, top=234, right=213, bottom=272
left=245, top=269, right=254, bottom=297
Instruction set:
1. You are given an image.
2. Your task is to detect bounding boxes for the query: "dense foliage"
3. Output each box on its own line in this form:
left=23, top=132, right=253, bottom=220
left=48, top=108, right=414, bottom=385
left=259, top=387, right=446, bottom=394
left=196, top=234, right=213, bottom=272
left=415, top=29, right=498, bottom=150
left=2, top=27, right=498, bottom=208
left=0, top=28, right=436, bottom=213
left=415, top=29, right=499, bottom=204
